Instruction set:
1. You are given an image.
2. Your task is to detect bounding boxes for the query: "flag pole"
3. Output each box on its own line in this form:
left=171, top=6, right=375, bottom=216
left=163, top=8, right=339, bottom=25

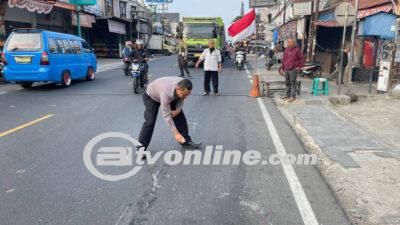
left=254, top=7, right=258, bottom=75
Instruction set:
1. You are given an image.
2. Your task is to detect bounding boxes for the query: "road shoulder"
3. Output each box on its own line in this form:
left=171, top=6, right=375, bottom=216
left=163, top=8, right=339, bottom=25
left=274, top=94, right=400, bottom=225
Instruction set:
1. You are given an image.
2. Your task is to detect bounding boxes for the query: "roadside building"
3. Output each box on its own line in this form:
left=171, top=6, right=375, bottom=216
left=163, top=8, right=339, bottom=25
left=311, top=0, right=397, bottom=81
left=1, top=0, right=78, bottom=48
left=0, top=0, right=152, bottom=58
left=154, top=12, right=179, bottom=35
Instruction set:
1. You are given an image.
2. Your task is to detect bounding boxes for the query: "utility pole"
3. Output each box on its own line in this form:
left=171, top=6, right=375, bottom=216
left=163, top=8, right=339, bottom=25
left=306, top=0, right=314, bottom=61
left=311, top=0, right=320, bottom=61
left=255, top=5, right=258, bottom=74
left=75, top=2, right=81, bottom=37
left=161, top=3, right=165, bottom=34
left=282, top=0, right=286, bottom=24
left=346, top=0, right=359, bottom=94
left=337, top=3, right=349, bottom=95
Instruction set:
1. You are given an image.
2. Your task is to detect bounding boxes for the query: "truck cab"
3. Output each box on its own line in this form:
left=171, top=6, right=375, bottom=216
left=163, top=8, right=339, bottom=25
left=181, top=17, right=226, bottom=63
left=148, top=35, right=177, bottom=56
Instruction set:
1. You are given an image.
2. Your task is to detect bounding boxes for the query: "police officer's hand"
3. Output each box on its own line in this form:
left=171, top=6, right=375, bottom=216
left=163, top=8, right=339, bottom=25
left=171, top=110, right=181, bottom=118
left=175, top=132, right=186, bottom=144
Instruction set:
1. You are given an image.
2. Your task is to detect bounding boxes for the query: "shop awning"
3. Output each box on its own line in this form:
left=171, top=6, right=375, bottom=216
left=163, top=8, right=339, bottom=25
left=278, top=20, right=297, bottom=41
left=358, top=3, right=392, bottom=19
left=107, top=19, right=126, bottom=35
left=314, top=0, right=394, bottom=28
left=276, top=18, right=307, bottom=41
left=314, top=20, right=341, bottom=27
left=358, top=12, right=396, bottom=39
left=273, top=29, right=279, bottom=43
left=315, top=11, right=344, bottom=27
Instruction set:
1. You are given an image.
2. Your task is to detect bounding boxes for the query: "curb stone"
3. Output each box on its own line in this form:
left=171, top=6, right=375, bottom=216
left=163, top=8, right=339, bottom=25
left=276, top=105, right=356, bottom=224
left=274, top=96, right=400, bottom=225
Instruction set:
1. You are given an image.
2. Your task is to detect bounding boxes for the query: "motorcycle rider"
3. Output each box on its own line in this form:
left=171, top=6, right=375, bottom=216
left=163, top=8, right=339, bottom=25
left=132, top=39, right=149, bottom=75
left=122, top=41, right=133, bottom=75
left=235, top=42, right=247, bottom=63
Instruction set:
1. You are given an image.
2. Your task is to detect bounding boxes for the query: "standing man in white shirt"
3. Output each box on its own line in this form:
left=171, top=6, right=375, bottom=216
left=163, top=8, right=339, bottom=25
left=195, top=39, right=222, bottom=96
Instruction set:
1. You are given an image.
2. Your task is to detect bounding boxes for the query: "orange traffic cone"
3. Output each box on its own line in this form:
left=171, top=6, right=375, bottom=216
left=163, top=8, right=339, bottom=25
left=249, top=74, right=261, bottom=97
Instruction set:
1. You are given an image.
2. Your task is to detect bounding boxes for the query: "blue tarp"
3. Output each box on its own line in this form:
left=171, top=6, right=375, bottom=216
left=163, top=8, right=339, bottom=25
left=318, top=12, right=336, bottom=22
left=358, top=12, right=396, bottom=39
left=273, top=29, right=279, bottom=43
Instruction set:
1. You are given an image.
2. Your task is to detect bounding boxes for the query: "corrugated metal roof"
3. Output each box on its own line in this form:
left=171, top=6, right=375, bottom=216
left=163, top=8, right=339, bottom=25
left=357, top=0, right=391, bottom=10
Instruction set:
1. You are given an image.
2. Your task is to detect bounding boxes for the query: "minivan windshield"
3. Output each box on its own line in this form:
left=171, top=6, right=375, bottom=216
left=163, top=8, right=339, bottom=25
left=6, top=32, right=42, bottom=52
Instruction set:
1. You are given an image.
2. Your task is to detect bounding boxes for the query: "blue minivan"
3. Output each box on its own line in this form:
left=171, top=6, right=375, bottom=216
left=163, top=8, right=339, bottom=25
left=2, top=29, right=97, bottom=88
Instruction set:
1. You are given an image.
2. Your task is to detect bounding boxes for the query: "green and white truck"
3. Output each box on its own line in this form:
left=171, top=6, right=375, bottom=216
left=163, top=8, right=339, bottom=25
left=180, top=17, right=226, bottom=63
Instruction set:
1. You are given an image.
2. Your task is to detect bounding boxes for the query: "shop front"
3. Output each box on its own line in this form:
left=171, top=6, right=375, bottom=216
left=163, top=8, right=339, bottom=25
left=357, top=12, right=396, bottom=88
left=93, top=19, right=126, bottom=57
left=276, top=17, right=307, bottom=49
left=313, top=10, right=353, bottom=74
left=71, top=11, right=96, bottom=42
left=1, top=0, right=80, bottom=49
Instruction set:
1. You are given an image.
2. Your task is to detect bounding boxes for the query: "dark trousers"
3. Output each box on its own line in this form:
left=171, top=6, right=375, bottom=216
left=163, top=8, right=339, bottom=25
left=204, top=71, right=219, bottom=93
left=285, top=70, right=298, bottom=98
left=138, top=93, right=191, bottom=148
left=178, top=55, right=190, bottom=77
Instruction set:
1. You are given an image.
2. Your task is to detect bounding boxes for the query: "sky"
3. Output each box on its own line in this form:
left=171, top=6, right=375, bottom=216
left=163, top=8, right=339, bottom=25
left=166, top=0, right=250, bottom=30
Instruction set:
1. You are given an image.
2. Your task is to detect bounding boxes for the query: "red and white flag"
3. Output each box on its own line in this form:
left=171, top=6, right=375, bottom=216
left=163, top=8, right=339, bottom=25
left=228, top=9, right=256, bottom=42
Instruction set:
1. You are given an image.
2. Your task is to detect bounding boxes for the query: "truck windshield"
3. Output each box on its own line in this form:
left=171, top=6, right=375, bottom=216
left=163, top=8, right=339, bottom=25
left=6, top=32, right=42, bottom=52
left=183, top=24, right=214, bottom=39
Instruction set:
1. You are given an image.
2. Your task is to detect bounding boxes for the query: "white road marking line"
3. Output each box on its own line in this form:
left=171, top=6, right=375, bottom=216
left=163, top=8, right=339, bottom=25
left=6, top=188, right=15, bottom=193
left=115, top=205, right=130, bottom=225
left=244, top=64, right=319, bottom=225
left=0, top=91, right=7, bottom=94
left=172, top=64, right=178, bottom=67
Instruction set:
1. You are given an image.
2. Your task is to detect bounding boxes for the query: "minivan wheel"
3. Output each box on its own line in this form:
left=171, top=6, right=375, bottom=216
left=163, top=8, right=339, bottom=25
left=86, top=67, right=95, bottom=81
left=61, top=71, right=72, bottom=87
left=20, top=82, right=33, bottom=89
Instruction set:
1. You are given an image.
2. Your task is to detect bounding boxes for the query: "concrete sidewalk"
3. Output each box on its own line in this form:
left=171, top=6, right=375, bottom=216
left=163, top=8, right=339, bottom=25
left=96, top=58, right=123, bottom=73
left=96, top=56, right=161, bottom=73
left=250, top=60, right=400, bottom=225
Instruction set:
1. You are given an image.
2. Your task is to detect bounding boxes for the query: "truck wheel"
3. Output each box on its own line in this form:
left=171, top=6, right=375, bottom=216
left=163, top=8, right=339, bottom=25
left=163, top=49, right=170, bottom=56
left=20, top=82, right=33, bottom=89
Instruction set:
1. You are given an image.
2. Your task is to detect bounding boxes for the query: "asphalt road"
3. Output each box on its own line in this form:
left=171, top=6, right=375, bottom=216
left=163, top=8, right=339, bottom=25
left=0, top=56, right=350, bottom=225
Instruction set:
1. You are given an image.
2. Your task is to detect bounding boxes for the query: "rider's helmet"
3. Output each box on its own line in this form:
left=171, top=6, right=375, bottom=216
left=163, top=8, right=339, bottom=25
left=136, top=39, right=144, bottom=47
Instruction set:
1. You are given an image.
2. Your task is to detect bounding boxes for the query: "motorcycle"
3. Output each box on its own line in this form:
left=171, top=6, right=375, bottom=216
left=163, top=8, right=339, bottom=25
left=301, top=62, right=322, bottom=79
left=129, top=59, right=148, bottom=94
left=122, top=57, right=131, bottom=76
left=235, top=51, right=245, bottom=70
left=265, top=49, right=274, bottom=71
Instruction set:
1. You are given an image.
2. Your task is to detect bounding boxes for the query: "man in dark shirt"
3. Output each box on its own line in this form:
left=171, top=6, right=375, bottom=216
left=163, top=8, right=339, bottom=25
left=282, top=39, right=304, bottom=102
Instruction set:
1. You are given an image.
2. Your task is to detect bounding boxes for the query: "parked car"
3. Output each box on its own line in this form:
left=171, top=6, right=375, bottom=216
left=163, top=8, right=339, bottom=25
left=247, top=40, right=271, bottom=55
left=2, top=29, right=97, bottom=88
